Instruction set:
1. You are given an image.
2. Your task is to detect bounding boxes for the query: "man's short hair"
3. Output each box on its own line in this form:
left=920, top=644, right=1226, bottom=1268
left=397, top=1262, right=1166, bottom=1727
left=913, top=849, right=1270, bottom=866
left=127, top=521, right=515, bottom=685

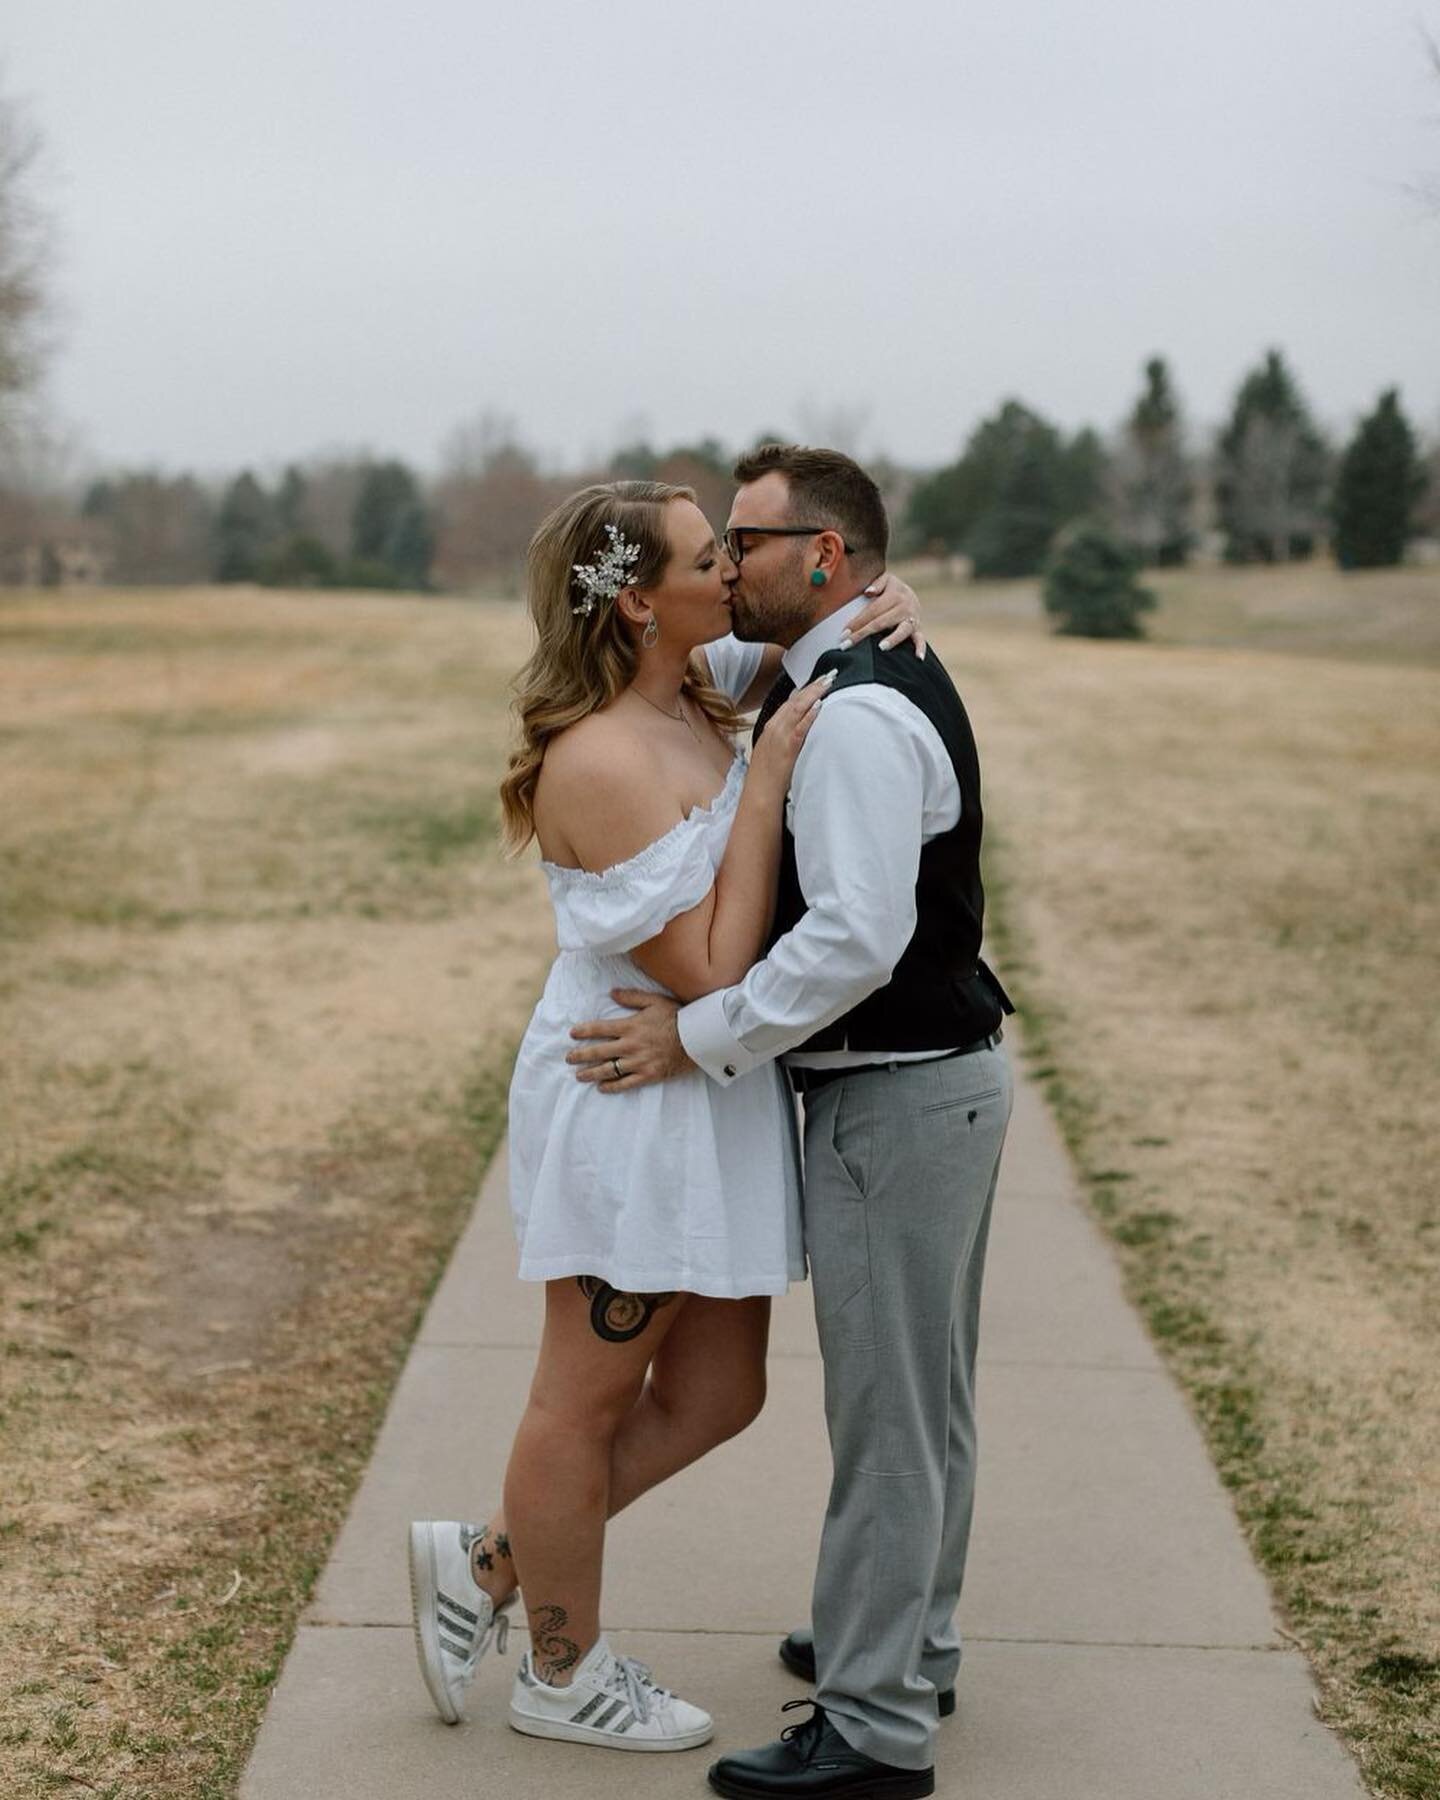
left=732, top=443, right=889, bottom=568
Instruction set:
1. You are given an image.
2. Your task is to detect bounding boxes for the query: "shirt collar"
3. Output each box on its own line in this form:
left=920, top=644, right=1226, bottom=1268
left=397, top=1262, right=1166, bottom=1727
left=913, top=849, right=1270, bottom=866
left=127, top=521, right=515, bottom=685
left=781, top=592, right=869, bottom=686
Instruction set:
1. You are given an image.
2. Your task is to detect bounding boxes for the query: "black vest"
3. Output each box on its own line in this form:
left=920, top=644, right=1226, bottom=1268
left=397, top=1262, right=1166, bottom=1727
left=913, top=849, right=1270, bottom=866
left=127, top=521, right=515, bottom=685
left=754, top=638, right=1012, bottom=1054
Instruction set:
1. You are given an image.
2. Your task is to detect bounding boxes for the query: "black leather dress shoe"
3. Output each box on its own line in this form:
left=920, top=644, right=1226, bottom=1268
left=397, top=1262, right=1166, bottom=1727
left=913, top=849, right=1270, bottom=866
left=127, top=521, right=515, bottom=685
left=778, top=1631, right=957, bottom=1720
left=707, top=1701, right=934, bottom=1799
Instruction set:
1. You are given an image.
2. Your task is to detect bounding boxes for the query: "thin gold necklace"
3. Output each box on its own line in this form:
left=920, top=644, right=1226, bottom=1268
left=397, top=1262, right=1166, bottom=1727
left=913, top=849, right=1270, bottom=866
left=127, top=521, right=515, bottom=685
left=634, top=685, right=702, bottom=742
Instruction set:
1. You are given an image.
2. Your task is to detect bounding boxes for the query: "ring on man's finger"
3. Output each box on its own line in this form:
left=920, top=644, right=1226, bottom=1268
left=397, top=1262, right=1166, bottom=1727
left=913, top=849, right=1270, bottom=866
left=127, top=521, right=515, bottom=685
left=611, top=1057, right=623, bottom=1080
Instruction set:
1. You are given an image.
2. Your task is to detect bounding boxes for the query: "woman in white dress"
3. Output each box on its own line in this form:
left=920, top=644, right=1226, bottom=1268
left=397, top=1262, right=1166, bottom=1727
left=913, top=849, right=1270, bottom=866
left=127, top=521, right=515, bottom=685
left=408, top=478, right=923, bottom=1752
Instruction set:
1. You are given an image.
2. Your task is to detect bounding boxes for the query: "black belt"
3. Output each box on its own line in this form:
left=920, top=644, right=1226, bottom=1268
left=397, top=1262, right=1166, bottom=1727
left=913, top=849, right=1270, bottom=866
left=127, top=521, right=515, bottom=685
left=787, top=1029, right=1003, bottom=1097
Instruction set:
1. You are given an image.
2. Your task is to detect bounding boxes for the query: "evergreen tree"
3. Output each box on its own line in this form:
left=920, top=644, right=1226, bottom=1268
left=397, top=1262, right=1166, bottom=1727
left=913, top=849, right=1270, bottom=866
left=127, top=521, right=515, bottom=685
left=214, top=470, right=276, bottom=581
left=1114, top=357, right=1192, bottom=565
left=1215, top=350, right=1329, bottom=562
left=1331, top=389, right=1427, bottom=569
left=275, top=464, right=308, bottom=535
left=609, top=441, right=659, bottom=479
left=1059, top=427, right=1110, bottom=523
left=349, top=459, right=434, bottom=589
left=1043, top=523, right=1158, bottom=639
left=905, top=400, right=1076, bottom=576
left=80, top=479, right=113, bottom=521
left=966, top=415, right=1066, bottom=578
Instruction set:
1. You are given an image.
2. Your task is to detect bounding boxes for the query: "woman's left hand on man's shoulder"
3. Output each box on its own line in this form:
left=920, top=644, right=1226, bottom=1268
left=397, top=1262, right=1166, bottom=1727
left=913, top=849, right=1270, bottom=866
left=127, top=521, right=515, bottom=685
left=845, top=571, right=927, bottom=659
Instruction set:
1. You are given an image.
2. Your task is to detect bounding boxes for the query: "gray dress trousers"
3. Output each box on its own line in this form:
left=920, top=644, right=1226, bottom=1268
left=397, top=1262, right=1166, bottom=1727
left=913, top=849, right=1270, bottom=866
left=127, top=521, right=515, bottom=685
left=801, top=1040, right=1012, bottom=1770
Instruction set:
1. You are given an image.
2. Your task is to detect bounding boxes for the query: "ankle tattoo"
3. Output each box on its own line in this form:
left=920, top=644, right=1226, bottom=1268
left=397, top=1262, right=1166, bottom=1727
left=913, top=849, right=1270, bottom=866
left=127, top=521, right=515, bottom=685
left=463, top=1522, right=513, bottom=1587
left=531, top=1602, right=581, bottom=1680
left=576, top=1275, right=678, bottom=1343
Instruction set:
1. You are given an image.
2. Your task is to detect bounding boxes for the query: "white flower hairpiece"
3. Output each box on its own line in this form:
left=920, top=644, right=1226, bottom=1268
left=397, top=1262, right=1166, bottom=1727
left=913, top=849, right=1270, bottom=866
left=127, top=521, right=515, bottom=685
left=571, top=522, right=643, bottom=617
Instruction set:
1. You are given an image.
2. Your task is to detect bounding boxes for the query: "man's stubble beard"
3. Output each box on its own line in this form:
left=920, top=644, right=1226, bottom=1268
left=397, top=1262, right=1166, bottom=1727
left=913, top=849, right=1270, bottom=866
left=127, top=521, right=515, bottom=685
left=728, top=547, right=814, bottom=646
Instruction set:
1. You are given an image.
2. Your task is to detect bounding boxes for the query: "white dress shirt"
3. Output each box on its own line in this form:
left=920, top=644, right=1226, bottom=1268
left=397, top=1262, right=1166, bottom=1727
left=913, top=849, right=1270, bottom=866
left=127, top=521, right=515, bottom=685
left=679, top=594, right=963, bottom=1086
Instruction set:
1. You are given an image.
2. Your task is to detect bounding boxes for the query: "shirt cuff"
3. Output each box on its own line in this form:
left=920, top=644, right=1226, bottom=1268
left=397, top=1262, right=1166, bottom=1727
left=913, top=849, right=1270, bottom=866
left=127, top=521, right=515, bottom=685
left=677, top=988, right=766, bottom=1086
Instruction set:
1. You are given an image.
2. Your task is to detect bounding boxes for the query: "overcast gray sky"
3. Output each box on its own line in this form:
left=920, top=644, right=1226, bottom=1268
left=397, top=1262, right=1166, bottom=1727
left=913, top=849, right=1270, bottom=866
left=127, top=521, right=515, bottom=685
left=5, top=0, right=1439, bottom=478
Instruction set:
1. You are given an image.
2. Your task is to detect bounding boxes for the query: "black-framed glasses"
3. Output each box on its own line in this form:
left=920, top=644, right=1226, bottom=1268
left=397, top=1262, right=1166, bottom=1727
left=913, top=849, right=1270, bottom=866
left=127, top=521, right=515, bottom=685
left=722, top=525, right=855, bottom=565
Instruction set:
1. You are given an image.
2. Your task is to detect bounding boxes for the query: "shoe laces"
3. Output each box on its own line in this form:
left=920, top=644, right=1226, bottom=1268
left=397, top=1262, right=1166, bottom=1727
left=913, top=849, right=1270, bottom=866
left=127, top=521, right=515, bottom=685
left=460, top=1602, right=510, bottom=1676
left=779, top=1697, right=828, bottom=1762
left=605, top=1651, right=670, bottom=1726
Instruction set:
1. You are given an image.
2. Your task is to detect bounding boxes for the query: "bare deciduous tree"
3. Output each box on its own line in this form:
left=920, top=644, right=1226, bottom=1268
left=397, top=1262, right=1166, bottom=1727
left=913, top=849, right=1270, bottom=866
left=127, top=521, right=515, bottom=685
left=0, top=70, right=64, bottom=580
left=0, top=71, right=55, bottom=452
left=794, top=400, right=871, bottom=457
left=1110, top=358, right=1193, bottom=565
left=81, top=472, right=213, bottom=584
left=433, top=411, right=563, bottom=589
left=1420, top=28, right=1440, bottom=213
left=1228, top=415, right=1323, bottom=564
left=294, top=451, right=376, bottom=559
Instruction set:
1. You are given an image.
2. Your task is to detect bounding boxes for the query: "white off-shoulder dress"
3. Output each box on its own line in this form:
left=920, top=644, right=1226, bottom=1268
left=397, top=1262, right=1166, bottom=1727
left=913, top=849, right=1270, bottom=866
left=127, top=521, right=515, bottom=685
left=506, top=636, right=806, bottom=1298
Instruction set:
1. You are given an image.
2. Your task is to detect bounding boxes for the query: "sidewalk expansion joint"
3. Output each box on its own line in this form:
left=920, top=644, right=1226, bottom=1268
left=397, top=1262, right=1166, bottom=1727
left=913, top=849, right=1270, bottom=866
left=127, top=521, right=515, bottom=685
left=416, top=1338, right=543, bottom=1350
left=412, top=1345, right=1162, bottom=1372
left=977, top=1357, right=1163, bottom=1373
left=298, top=1621, right=1292, bottom=1654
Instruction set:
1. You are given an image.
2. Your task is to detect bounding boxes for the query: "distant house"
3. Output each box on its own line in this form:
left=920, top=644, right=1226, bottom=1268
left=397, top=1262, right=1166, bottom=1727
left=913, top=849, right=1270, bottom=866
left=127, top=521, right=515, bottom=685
left=3, top=519, right=114, bottom=587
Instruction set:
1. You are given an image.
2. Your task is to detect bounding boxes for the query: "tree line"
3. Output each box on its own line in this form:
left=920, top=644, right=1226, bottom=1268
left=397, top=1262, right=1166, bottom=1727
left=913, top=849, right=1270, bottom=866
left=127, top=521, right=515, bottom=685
left=2, top=66, right=1437, bottom=597
left=908, top=350, right=1432, bottom=577
left=8, top=349, right=1432, bottom=593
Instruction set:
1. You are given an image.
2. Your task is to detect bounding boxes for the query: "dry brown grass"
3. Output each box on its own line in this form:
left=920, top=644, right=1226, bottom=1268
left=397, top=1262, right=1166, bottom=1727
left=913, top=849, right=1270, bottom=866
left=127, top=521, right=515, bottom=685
left=0, top=587, right=556, bottom=1797
left=922, top=605, right=1440, bottom=1800
left=904, top=555, right=1440, bottom=668
left=3, top=569, right=1437, bottom=1796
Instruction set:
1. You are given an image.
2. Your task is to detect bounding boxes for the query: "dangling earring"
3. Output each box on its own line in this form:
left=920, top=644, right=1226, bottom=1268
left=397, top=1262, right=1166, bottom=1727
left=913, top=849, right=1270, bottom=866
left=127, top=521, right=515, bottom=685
left=642, top=616, right=659, bottom=649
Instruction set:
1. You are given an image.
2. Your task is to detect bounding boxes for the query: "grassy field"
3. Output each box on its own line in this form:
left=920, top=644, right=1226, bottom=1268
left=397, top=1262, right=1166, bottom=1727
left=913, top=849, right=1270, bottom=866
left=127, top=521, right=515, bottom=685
left=0, top=588, right=557, bottom=1796
left=921, top=567, right=1439, bottom=1800
left=901, top=553, right=1440, bottom=667
left=1, top=563, right=1436, bottom=1796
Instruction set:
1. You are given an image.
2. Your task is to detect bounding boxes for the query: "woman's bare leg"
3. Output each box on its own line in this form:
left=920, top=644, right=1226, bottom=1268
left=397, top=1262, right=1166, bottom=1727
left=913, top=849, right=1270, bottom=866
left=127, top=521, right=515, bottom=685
left=475, top=1294, right=771, bottom=1621
left=500, top=1278, right=688, bottom=1683
left=609, top=1292, right=770, bottom=1507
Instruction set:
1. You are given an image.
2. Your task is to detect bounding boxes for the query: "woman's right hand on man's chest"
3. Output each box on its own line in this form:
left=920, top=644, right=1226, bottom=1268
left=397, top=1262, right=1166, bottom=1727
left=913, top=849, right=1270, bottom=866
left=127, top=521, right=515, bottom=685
left=747, top=670, right=837, bottom=799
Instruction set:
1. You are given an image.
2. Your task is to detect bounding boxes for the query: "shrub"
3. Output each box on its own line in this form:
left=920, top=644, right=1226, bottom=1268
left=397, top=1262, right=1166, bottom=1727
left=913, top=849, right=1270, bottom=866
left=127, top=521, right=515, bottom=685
left=1042, top=523, right=1158, bottom=640
left=256, top=533, right=338, bottom=589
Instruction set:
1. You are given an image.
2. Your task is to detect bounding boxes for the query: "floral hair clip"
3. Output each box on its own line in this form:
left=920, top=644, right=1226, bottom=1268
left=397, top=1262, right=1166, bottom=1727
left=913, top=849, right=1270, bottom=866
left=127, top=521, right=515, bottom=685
left=571, top=523, right=643, bottom=617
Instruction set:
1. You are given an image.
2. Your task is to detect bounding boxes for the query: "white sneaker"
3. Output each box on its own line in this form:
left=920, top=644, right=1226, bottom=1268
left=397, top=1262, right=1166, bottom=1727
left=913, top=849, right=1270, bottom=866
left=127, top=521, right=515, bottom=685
left=509, top=1633, right=713, bottom=1752
left=407, top=1520, right=513, bottom=1724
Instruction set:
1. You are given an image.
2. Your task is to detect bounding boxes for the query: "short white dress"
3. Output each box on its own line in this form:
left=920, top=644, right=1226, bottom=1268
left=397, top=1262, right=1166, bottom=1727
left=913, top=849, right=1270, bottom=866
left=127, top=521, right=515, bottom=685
left=506, top=637, right=806, bottom=1298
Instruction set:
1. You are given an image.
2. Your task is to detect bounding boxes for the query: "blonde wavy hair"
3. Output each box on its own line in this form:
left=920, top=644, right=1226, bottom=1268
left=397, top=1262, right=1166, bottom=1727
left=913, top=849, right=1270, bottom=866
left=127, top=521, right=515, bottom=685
left=500, top=481, right=743, bottom=853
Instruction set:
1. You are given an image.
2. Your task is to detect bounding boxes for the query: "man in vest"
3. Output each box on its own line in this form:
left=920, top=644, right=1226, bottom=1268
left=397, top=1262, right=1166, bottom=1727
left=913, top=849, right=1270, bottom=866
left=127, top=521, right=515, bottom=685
left=567, top=443, right=1013, bottom=1800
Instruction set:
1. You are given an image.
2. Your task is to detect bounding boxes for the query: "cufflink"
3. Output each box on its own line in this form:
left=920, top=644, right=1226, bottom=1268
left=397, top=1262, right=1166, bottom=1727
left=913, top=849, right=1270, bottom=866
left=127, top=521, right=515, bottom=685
left=723, top=1064, right=737, bottom=1079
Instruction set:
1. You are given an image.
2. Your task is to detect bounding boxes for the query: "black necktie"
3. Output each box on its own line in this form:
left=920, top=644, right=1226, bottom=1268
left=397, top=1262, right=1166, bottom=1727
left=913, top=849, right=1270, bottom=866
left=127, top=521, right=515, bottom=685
left=751, top=670, right=795, bottom=745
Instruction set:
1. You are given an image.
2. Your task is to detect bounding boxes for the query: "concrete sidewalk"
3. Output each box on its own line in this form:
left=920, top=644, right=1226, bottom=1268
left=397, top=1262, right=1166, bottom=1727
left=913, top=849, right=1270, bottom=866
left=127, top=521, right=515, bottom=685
left=241, top=1058, right=1366, bottom=1799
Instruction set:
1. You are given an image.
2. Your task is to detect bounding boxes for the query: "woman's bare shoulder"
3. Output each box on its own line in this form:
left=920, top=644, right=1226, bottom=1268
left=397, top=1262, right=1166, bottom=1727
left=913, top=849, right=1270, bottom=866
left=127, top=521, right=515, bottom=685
left=534, top=710, right=673, bottom=867
left=539, top=709, right=660, bottom=797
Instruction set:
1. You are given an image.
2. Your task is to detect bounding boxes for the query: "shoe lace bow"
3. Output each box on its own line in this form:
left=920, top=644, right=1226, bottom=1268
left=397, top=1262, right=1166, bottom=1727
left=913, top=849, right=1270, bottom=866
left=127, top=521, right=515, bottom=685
left=779, top=1697, right=828, bottom=1761
left=609, top=1652, right=670, bottom=1725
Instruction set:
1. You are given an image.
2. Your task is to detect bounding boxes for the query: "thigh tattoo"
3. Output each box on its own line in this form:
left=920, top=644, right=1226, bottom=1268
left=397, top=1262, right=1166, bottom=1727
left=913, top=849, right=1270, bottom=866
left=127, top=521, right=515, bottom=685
left=576, top=1275, right=677, bottom=1343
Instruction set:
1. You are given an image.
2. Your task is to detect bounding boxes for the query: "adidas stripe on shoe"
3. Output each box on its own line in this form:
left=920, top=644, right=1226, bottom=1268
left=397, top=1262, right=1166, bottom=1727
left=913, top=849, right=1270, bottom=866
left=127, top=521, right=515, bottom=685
left=509, top=1633, right=713, bottom=1752
left=408, top=1519, right=513, bottom=1725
